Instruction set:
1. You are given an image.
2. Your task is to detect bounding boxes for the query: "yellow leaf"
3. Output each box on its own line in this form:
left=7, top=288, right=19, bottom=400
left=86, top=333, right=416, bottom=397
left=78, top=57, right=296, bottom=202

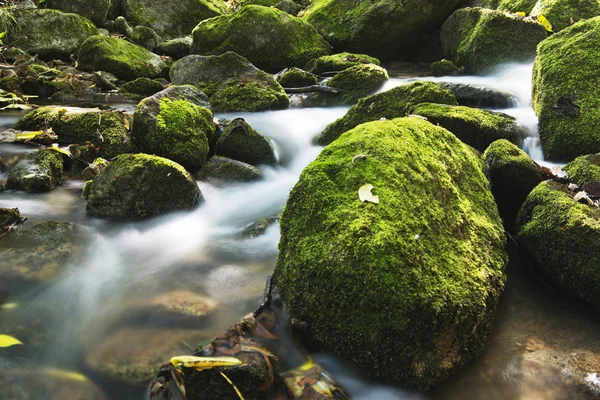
left=0, top=334, right=23, bottom=347
left=358, top=184, right=380, bottom=204
left=516, top=11, right=526, bottom=17
left=16, top=131, right=42, bottom=140
left=170, top=355, right=242, bottom=371
left=538, top=15, right=553, bottom=32
left=1, top=302, right=18, bottom=310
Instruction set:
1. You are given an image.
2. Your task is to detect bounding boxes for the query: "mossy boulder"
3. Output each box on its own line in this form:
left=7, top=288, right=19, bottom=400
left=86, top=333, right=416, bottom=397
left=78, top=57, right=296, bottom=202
left=8, top=9, right=98, bottom=60
left=120, top=77, right=165, bottom=98
left=155, top=37, right=193, bottom=60
left=532, top=17, right=600, bottom=161
left=14, top=106, right=135, bottom=159
left=564, top=153, right=600, bottom=186
left=304, top=0, right=460, bottom=59
left=215, top=118, right=276, bottom=166
left=78, top=35, right=168, bottom=81
left=441, top=7, right=547, bottom=74
left=132, top=86, right=214, bottom=171
left=6, top=149, right=64, bottom=193
left=195, top=156, right=264, bottom=184
left=17, top=64, right=70, bottom=98
left=516, top=180, right=600, bottom=308
left=411, top=103, right=526, bottom=152
left=122, top=0, right=228, bottom=40
left=313, top=52, right=381, bottom=74
left=276, top=117, right=507, bottom=390
left=170, top=52, right=289, bottom=112
left=46, top=0, right=111, bottom=26
left=431, top=59, right=460, bottom=77
left=86, top=153, right=202, bottom=219
left=316, top=81, right=458, bottom=146
left=439, top=82, right=517, bottom=108
left=191, top=5, right=332, bottom=73
left=303, top=64, right=389, bottom=107
left=531, top=0, right=600, bottom=33
left=484, top=0, right=538, bottom=13
left=277, top=67, right=317, bottom=87
left=483, top=139, right=543, bottom=232
left=130, top=25, right=163, bottom=51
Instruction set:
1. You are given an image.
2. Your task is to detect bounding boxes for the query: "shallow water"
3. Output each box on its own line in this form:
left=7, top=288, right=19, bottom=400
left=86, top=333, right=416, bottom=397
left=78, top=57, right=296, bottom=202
left=0, top=63, right=598, bottom=399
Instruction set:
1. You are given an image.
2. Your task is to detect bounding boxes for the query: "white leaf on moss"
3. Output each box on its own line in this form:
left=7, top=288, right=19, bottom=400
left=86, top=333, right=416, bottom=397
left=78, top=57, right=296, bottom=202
left=358, top=184, right=379, bottom=204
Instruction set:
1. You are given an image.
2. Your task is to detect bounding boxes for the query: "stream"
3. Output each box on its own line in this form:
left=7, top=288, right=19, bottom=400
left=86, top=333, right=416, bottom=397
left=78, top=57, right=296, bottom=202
left=1, top=63, right=599, bottom=399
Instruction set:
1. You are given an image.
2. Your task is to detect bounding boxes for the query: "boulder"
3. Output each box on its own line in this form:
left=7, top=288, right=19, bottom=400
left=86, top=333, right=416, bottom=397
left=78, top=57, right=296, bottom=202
left=46, top=0, right=111, bottom=26
left=191, top=5, right=332, bottom=72
left=17, top=64, right=69, bottom=98
left=6, top=149, right=64, bottom=192
left=195, top=156, right=264, bottom=184
left=304, top=0, right=460, bottom=59
left=439, top=82, right=517, bottom=108
left=532, top=17, right=600, bottom=161
left=120, top=77, right=165, bottom=98
left=531, top=0, right=600, bottom=33
left=315, top=81, right=458, bottom=146
left=483, top=139, right=542, bottom=232
left=430, top=59, right=461, bottom=76
left=564, top=153, right=600, bottom=186
left=85, top=153, right=202, bottom=219
left=441, top=7, right=547, bottom=74
left=170, top=52, right=289, bottom=112
left=277, top=67, right=317, bottom=88
left=155, top=37, right=193, bottom=59
left=130, top=25, right=163, bottom=51
left=276, top=117, right=507, bottom=390
left=483, top=0, right=537, bottom=13
left=132, top=86, right=215, bottom=171
left=313, top=52, right=381, bottom=74
left=517, top=180, right=600, bottom=308
left=410, top=103, right=527, bottom=152
left=215, top=118, right=277, bottom=166
left=78, top=35, right=168, bottom=81
left=122, top=0, right=228, bottom=40
left=8, top=9, right=98, bottom=60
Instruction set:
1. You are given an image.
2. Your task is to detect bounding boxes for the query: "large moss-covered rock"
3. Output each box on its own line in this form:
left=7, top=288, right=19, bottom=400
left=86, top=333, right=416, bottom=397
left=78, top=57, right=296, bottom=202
left=170, top=52, right=289, bottom=112
left=8, top=9, right=98, bottom=60
left=46, top=0, right=111, bottom=26
left=532, top=17, right=600, bottom=161
left=14, top=106, right=134, bottom=159
left=78, top=35, right=168, bottom=81
left=517, top=180, right=600, bottom=308
left=195, top=156, right=264, bottom=184
left=441, top=7, right=547, bottom=74
left=411, top=103, right=526, bottom=152
left=86, top=153, right=202, bottom=219
left=122, top=0, right=228, bottom=40
left=564, top=153, right=600, bottom=186
left=276, top=117, right=507, bottom=390
left=6, top=150, right=63, bottom=193
left=483, top=139, right=542, bottom=232
left=132, top=86, right=214, bottom=171
left=215, top=118, right=276, bottom=166
left=191, top=5, right=332, bottom=73
left=316, top=81, right=458, bottom=146
left=305, top=0, right=460, bottom=59
left=531, top=0, right=600, bottom=33
left=313, top=52, right=381, bottom=74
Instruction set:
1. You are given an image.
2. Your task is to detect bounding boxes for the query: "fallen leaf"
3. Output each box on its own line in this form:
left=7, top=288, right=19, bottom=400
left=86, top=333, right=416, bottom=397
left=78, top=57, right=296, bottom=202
left=516, top=11, right=526, bottom=17
left=170, top=355, right=242, bottom=371
left=538, top=15, right=553, bottom=32
left=568, top=183, right=579, bottom=191
left=0, top=334, right=23, bottom=347
left=551, top=165, right=568, bottom=180
left=358, top=184, right=380, bottom=204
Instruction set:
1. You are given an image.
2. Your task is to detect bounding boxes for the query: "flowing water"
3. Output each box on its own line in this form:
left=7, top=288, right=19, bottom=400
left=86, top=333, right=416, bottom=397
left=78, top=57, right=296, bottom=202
left=0, top=63, right=599, bottom=399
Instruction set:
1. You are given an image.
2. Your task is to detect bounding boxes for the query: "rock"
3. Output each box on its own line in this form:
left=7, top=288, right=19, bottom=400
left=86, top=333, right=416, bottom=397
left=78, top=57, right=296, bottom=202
left=483, top=139, right=542, bottom=232
left=305, top=0, right=460, bottom=59
left=439, top=82, right=517, bottom=108
left=124, top=290, right=217, bottom=325
left=8, top=9, right=99, bottom=61
left=431, top=59, right=460, bottom=76
left=241, top=216, right=278, bottom=238
left=276, top=117, right=507, bottom=390
left=441, top=7, right=547, bottom=74
left=17, top=64, right=69, bottom=98
left=6, top=149, right=64, bottom=193
left=215, top=119, right=277, bottom=166
left=0, top=369, right=106, bottom=400
left=517, top=180, right=600, bottom=308
left=14, top=106, right=135, bottom=159
left=85, top=153, right=202, bottom=219
left=410, top=103, right=527, bottom=152
left=313, top=52, right=381, bottom=74
left=114, top=16, right=133, bottom=36
left=130, top=25, right=163, bottom=51
left=274, top=0, right=302, bottom=15
left=195, top=156, right=264, bottom=184
left=532, top=17, right=600, bottom=161
left=303, top=63, right=389, bottom=107
left=277, top=67, right=317, bottom=88
left=155, top=37, right=193, bottom=59
left=132, top=86, right=214, bottom=171
left=531, top=0, right=600, bottom=33
left=564, top=153, right=600, bottom=186
left=82, top=157, right=109, bottom=180
left=120, top=77, right=165, bottom=98
left=78, top=35, right=168, bottom=81
left=191, top=5, right=332, bottom=73
left=46, top=0, right=111, bottom=26
left=0, top=208, right=22, bottom=233
left=170, top=52, right=289, bottom=112
left=484, top=0, right=537, bottom=13
left=315, top=81, right=458, bottom=146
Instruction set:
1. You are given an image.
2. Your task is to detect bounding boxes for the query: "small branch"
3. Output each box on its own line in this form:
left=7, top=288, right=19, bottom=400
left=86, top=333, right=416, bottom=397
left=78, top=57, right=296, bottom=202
left=284, top=85, right=339, bottom=94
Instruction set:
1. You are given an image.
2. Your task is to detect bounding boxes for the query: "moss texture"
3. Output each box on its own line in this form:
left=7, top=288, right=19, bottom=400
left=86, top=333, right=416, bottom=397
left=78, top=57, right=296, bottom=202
left=485, top=0, right=537, bottom=13
left=191, top=5, right=332, bottom=73
left=121, top=78, right=165, bottom=98
left=155, top=37, right=193, bottom=60
left=215, top=119, right=276, bottom=166
left=532, top=0, right=600, bottom=32
left=46, top=0, right=111, bottom=26
left=483, top=139, right=542, bottom=232
left=316, top=81, right=458, bottom=146
left=431, top=59, right=460, bottom=76
left=441, top=7, right=547, bottom=74
left=411, top=103, right=526, bottom=152
left=86, top=153, right=202, bottom=219
left=532, top=16, right=600, bottom=162
left=277, top=67, right=317, bottom=87
left=313, top=52, right=381, bottom=74
left=563, top=153, right=600, bottom=186
left=276, top=117, right=507, bottom=390
left=517, top=180, right=600, bottom=308
left=6, top=150, right=64, bottom=193
left=195, top=156, right=264, bottom=183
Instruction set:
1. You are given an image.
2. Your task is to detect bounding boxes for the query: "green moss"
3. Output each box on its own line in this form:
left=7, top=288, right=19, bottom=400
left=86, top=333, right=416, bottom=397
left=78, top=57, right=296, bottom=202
left=313, top=52, right=381, bottom=74
left=531, top=0, right=600, bottom=32
left=316, top=81, right=458, bottom=146
left=441, top=7, right=547, bottom=74
left=517, top=180, right=600, bottom=307
left=483, top=139, right=542, bottom=232
left=563, top=153, right=600, bottom=186
left=276, top=117, right=506, bottom=390
left=277, top=67, right=317, bottom=87
left=210, top=80, right=289, bottom=112
left=121, top=78, right=165, bottom=98
left=18, top=64, right=63, bottom=78
left=532, top=16, right=600, bottom=161
left=215, top=119, right=276, bottom=166
left=191, top=5, right=332, bottom=72
left=6, top=149, right=64, bottom=192
left=488, top=0, right=537, bottom=13
left=411, top=103, right=526, bottom=152
left=430, top=59, right=460, bottom=77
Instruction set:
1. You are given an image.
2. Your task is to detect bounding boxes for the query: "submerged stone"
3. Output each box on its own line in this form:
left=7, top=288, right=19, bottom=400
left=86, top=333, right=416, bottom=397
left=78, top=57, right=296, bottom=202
left=6, top=149, right=64, bottom=193
left=215, top=119, right=276, bottom=166
left=439, top=82, right=517, bottom=109
left=195, top=156, right=264, bottom=184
